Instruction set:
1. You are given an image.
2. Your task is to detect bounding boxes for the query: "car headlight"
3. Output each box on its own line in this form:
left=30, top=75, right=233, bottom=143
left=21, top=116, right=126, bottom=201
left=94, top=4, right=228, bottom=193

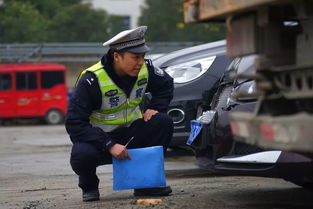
left=164, top=56, right=216, bottom=84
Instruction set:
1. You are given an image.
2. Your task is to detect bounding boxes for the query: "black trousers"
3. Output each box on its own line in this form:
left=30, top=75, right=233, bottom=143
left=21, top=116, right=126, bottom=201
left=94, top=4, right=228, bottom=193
left=70, top=113, right=173, bottom=192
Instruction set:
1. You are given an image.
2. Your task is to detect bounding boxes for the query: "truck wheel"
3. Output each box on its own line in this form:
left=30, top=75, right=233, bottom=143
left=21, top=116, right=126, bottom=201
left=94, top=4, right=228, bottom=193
left=45, top=109, right=64, bottom=125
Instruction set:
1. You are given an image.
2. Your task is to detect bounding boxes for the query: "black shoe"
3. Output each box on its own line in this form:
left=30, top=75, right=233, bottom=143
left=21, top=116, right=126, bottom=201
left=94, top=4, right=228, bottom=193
left=134, top=186, right=172, bottom=197
left=82, top=189, right=100, bottom=202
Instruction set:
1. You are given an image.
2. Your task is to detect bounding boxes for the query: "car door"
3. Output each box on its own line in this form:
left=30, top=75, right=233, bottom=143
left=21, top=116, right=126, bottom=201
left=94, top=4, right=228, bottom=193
left=0, top=72, right=15, bottom=117
left=15, top=72, right=40, bottom=116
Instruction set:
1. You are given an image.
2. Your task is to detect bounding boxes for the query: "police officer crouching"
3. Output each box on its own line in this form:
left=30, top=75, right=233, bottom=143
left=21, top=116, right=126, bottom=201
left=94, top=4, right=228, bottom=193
left=65, top=26, right=174, bottom=202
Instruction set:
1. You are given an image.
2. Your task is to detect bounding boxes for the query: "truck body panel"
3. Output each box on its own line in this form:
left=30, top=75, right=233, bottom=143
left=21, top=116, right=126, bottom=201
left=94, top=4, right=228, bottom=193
left=184, top=0, right=313, bottom=153
left=184, top=0, right=288, bottom=22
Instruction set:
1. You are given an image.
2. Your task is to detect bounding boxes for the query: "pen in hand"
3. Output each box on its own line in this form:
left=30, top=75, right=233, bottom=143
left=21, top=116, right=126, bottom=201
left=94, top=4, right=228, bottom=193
left=125, top=136, right=134, bottom=148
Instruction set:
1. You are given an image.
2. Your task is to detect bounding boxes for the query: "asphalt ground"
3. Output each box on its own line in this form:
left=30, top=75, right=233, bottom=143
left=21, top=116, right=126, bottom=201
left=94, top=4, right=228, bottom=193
left=0, top=125, right=312, bottom=209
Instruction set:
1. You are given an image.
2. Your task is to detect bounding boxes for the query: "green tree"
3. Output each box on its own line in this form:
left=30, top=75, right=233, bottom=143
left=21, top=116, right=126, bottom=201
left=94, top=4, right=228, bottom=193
left=0, top=0, right=124, bottom=43
left=0, top=1, right=48, bottom=42
left=3, top=0, right=83, bottom=18
left=139, top=0, right=225, bottom=42
left=48, top=4, right=113, bottom=42
left=108, top=15, right=127, bottom=37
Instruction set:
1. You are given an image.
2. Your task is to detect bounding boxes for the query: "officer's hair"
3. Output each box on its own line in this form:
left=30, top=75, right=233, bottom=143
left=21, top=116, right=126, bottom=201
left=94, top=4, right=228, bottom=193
left=116, top=51, right=126, bottom=57
left=111, top=49, right=126, bottom=58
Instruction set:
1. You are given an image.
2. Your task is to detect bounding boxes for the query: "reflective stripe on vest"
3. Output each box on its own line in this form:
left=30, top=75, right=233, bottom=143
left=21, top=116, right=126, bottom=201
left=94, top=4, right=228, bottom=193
left=78, top=61, right=149, bottom=132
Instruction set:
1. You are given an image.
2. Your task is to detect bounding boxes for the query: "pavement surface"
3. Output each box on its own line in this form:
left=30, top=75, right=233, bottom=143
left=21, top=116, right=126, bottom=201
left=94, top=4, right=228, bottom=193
left=0, top=125, right=313, bottom=209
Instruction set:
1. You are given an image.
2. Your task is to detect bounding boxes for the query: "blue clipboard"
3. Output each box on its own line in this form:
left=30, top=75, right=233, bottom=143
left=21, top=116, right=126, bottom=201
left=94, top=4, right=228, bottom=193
left=112, top=146, right=166, bottom=190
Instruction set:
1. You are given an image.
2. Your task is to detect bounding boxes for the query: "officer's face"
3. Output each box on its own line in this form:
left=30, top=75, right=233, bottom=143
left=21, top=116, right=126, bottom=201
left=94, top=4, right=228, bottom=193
left=113, top=52, right=145, bottom=77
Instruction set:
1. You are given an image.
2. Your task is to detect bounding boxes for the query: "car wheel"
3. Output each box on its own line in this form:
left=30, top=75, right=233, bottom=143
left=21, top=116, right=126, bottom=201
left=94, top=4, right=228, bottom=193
left=213, top=85, right=263, bottom=156
left=45, top=109, right=64, bottom=125
left=210, top=85, right=233, bottom=147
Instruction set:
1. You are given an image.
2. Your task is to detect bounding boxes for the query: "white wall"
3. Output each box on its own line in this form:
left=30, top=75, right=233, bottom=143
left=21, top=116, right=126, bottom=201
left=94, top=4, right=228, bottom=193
left=90, top=0, right=145, bottom=29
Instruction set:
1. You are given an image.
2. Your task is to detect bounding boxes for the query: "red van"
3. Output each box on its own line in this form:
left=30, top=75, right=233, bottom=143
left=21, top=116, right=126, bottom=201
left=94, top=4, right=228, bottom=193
left=0, top=63, right=67, bottom=124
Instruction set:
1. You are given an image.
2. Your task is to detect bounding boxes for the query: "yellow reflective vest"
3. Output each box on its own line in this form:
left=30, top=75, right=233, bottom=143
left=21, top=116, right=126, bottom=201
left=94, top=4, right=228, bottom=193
left=77, top=61, right=149, bottom=132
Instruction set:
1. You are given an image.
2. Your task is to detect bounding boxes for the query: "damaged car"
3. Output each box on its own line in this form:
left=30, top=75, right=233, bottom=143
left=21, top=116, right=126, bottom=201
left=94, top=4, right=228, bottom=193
left=151, top=40, right=232, bottom=147
left=189, top=55, right=313, bottom=189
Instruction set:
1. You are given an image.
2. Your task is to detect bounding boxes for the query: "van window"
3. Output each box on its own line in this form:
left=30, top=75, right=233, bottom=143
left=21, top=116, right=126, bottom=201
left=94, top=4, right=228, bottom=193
left=41, top=71, right=64, bottom=89
left=0, top=73, right=12, bottom=90
left=16, top=72, right=37, bottom=90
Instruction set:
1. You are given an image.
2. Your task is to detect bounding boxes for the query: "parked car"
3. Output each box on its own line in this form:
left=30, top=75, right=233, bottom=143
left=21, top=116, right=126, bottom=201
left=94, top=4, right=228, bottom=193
left=151, top=40, right=232, bottom=147
left=190, top=55, right=313, bottom=189
left=0, top=63, right=67, bottom=125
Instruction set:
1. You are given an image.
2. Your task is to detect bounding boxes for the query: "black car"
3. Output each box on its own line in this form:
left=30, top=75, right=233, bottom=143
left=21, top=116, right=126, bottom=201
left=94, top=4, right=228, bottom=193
left=151, top=40, right=232, bottom=147
left=190, top=55, right=313, bottom=189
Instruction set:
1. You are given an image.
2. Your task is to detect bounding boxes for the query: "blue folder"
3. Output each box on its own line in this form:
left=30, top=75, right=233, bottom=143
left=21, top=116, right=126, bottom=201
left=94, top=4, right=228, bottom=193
left=112, top=146, right=166, bottom=190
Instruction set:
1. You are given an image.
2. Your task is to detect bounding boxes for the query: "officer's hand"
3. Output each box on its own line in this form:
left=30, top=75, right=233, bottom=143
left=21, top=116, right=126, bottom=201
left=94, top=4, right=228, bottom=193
left=109, top=144, right=131, bottom=160
left=143, top=109, right=159, bottom=122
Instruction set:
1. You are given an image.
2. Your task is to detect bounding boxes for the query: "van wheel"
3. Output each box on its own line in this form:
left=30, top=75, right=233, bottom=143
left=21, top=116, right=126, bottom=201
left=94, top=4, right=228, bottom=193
left=45, top=109, right=64, bottom=125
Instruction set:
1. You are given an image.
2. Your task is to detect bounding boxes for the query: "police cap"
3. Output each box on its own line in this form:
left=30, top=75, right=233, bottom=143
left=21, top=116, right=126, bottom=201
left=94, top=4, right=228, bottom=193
left=103, top=26, right=150, bottom=53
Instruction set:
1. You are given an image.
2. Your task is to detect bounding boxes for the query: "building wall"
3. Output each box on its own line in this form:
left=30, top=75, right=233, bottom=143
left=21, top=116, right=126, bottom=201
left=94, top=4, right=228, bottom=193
left=90, top=0, right=145, bottom=29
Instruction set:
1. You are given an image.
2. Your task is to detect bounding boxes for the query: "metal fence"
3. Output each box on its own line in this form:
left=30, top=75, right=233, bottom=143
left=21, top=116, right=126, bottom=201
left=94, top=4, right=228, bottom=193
left=0, top=42, right=203, bottom=63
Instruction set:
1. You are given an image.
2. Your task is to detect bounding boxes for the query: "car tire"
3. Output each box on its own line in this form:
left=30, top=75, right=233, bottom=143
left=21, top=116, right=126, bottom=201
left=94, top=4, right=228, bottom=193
left=213, top=85, right=263, bottom=156
left=45, top=109, right=64, bottom=125
left=210, top=85, right=233, bottom=146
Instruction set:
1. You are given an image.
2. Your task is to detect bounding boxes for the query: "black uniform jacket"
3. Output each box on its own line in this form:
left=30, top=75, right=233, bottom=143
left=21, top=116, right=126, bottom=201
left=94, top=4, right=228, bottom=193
left=65, top=52, right=174, bottom=151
